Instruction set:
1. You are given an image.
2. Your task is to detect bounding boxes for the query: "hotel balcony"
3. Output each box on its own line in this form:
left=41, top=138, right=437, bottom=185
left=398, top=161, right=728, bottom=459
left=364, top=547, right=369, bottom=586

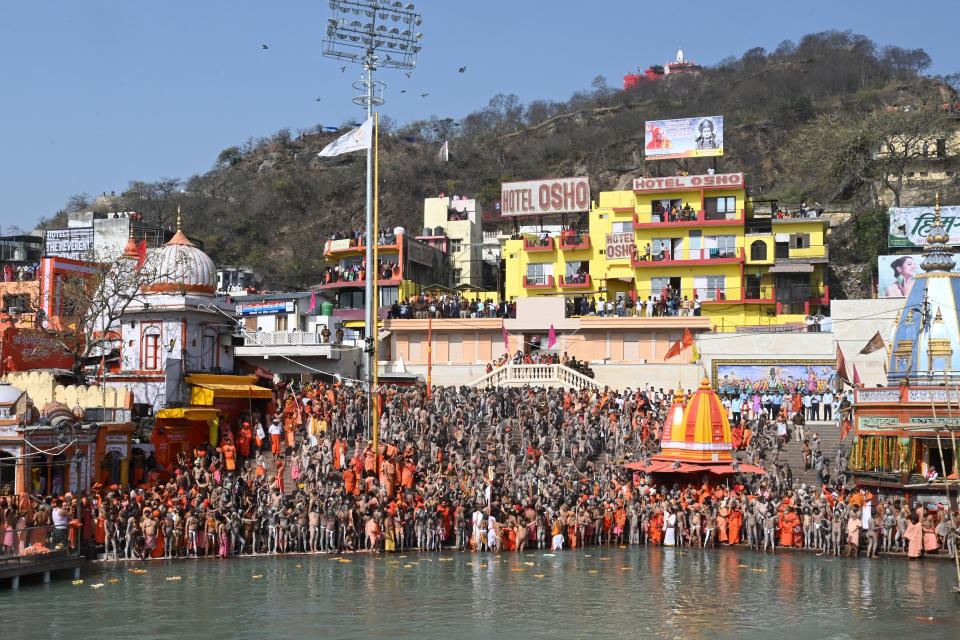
left=701, top=285, right=776, bottom=305
left=317, top=274, right=402, bottom=290
left=523, top=275, right=555, bottom=289
left=558, top=232, right=591, bottom=251
left=631, top=247, right=744, bottom=267
left=633, top=209, right=744, bottom=229
left=523, top=236, right=555, bottom=252
left=558, top=274, right=592, bottom=289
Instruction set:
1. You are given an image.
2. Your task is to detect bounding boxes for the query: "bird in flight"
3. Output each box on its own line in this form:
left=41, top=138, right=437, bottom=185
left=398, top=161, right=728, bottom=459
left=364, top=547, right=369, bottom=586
left=458, top=66, right=467, bottom=74
left=340, top=66, right=347, bottom=73
left=316, top=97, right=322, bottom=102
left=421, top=92, right=429, bottom=98
left=261, top=44, right=269, bottom=50
left=405, top=71, right=413, bottom=78
left=400, top=90, right=407, bottom=93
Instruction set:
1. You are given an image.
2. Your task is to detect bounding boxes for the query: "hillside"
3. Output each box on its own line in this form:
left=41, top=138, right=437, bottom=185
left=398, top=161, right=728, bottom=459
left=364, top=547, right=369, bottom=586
left=48, top=31, right=958, bottom=293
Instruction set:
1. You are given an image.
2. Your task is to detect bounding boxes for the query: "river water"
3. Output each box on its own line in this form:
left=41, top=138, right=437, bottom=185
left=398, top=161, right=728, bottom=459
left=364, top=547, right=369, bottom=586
left=2, top=548, right=957, bottom=640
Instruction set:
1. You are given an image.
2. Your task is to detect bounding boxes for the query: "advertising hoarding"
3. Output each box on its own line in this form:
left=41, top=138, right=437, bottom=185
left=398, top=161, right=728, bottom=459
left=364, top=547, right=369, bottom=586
left=645, top=116, right=724, bottom=160
left=44, top=228, right=94, bottom=260
left=604, top=232, right=636, bottom=261
left=888, top=205, right=960, bottom=248
left=501, top=177, right=590, bottom=217
left=631, top=172, right=744, bottom=192
left=237, top=301, right=295, bottom=316
left=713, top=360, right=838, bottom=396
left=876, top=254, right=960, bottom=298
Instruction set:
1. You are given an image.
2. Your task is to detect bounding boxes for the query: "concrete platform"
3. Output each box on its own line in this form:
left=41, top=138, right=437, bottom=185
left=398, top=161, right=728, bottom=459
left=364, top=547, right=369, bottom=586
left=0, top=552, right=86, bottom=590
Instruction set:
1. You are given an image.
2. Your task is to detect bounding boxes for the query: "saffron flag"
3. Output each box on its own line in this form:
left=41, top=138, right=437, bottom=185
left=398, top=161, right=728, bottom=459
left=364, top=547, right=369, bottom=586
left=853, top=364, right=863, bottom=387
left=318, top=118, right=373, bottom=157
left=135, top=240, right=148, bottom=269
left=836, top=345, right=849, bottom=383
left=307, top=289, right=317, bottom=314
left=664, top=339, right=683, bottom=360
left=547, top=324, right=557, bottom=350
left=859, top=331, right=885, bottom=355
left=502, top=322, right=509, bottom=353
left=681, top=327, right=694, bottom=348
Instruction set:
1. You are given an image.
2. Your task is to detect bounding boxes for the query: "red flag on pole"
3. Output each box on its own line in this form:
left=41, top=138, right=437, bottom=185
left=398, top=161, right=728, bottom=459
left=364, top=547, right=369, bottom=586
left=859, top=331, right=885, bottom=355
left=853, top=364, right=863, bottom=387
left=547, top=324, right=557, bottom=350
left=502, top=322, right=510, bottom=353
left=135, top=240, right=148, bottom=269
left=664, top=339, right=683, bottom=360
left=307, top=289, right=317, bottom=313
left=681, top=327, right=694, bottom=348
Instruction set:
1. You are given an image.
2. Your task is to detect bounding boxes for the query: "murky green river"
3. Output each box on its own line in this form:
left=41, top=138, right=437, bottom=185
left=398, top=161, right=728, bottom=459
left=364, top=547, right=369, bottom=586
left=2, top=548, right=958, bottom=639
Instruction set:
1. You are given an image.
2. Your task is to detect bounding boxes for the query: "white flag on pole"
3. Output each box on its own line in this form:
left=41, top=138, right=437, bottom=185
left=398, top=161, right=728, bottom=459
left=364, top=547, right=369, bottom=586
left=317, top=118, right=373, bottom=157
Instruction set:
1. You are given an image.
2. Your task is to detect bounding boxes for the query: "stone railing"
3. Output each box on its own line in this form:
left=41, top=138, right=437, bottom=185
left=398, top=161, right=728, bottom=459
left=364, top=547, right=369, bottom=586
left=470, top=364, right=598, bottom=390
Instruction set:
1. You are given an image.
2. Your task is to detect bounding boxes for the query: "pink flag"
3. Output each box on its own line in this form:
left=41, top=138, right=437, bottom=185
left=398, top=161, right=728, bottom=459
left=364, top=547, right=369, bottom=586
left=502, top=321, right=509, bottom=353
left=547, top=324, right=557, bottom=350
left=307, top=289, right=317, bottom=313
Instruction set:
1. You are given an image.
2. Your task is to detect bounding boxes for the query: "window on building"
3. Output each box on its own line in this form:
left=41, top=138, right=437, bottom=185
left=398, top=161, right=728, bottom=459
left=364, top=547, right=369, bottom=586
left=750, top=240, right=767, bottom=261
left=452, top=268, right=462, bottom=283
left=276, top=315, right=289, bottom=332
left=526, top=263, right=553, bottom=285
left=791, top=234, right=810, bottom=249
left=380, top=286, right=399, bottom=308
left=703, top=275, right=725, bottom=301
left=2, top=294, right=30, bottom=313
left=704, top=196, right=737, bottom=219
left=611, top=221, right=632, bottom=233
left=937, top=138, right=947, bottom=158
left=651, top=277, right=670, bottom=298
left=142, top=327, right=161, bottom=371
left=337, top=290, right=364, bottom=309
left=707, top=235, right=737, bottom=258
left=450, top=239, right=462, bottom=255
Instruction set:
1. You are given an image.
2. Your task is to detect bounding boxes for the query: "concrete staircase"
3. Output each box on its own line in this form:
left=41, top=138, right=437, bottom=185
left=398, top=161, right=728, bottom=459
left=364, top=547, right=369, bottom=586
left=469, top=364, right=599, bottom=390
left=774, top=420, right=845, bottom=486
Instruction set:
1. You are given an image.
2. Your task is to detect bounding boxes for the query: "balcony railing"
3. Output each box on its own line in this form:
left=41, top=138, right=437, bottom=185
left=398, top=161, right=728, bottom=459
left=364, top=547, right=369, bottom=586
left=522, top=236, right=555, bottom=252
left=633, top=209, right=744, bottom=228
left=243, top=331, right=330, bottom=346
left=558, top=232, right=591, bottom=251
left=523, top=275, right=555, bottom=288
left=324, top=235, right=399, bottom=255
left=558, top=274, right=592, bottom=288
left=632, top=247, right=744, bottom=267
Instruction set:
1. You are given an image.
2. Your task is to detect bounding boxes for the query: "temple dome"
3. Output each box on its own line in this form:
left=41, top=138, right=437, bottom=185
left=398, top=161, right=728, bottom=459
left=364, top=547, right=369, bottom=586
left=141, top=214, right=216, bottom=296
left=658, top=379, right=733, bottom=463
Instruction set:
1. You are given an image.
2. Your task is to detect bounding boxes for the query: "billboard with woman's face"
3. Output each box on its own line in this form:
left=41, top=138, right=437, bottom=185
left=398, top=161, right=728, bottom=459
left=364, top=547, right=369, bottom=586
left=877, top=254, right=960, bottom=298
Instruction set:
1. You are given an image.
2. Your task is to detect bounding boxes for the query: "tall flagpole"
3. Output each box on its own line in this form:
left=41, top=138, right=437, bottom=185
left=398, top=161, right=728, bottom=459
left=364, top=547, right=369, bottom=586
left=372, top=113, right=380, bottom=475
left=364, top=61, right=375, bottom=440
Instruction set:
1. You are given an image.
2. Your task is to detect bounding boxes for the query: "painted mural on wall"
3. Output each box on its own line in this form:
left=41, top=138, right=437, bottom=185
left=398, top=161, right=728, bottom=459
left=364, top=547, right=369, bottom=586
left=712, top=360, right=837, bottom=396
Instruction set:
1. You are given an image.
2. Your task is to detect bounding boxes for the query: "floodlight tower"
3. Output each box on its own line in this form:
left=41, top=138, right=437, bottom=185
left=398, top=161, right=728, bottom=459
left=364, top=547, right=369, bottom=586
left=323, top=0, right=423, bottom=392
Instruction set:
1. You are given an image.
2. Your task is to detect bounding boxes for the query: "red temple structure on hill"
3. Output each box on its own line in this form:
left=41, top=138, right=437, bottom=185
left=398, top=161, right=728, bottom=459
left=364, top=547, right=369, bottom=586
left=624, top=47, right=703, bottom=90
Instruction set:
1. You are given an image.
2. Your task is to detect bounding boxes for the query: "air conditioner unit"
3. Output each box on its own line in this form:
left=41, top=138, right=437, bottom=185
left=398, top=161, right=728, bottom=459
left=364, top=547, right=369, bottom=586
left=6, top=307, right=21, bottom=315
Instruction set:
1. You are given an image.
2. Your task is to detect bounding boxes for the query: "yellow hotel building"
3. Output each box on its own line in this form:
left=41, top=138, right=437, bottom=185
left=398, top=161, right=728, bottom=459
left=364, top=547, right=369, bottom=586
left=503, top=172, right=830, bottom=330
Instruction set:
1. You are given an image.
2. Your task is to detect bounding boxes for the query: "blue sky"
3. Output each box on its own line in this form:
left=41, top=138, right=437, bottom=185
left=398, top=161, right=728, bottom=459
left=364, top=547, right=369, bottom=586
left=0, top=0, right=957, bottom=231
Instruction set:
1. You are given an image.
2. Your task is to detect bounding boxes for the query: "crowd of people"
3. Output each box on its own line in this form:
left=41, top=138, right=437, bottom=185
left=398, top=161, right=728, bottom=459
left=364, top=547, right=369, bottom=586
left=387, top=294, right=513, bottom=320
left=322, top=259, right=400, bottom=285
left=1, top=382, right=956, bottom=563
left=484, top=350, right=595, bottom=379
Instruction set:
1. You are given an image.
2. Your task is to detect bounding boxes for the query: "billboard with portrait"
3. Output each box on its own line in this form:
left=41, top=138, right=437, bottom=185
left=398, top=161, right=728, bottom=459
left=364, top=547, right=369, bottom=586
left=645, top=116, right=724, bottom=160
left=888, top=205, right=960, bottom=248
left=712, top=360, right=838, bottom=396
left=877, top=253, right=960, bottom=298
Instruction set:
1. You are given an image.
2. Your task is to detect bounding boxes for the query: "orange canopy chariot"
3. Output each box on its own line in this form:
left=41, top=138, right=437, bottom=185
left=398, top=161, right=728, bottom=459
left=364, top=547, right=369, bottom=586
left=625, top=379, right=765, bottom=476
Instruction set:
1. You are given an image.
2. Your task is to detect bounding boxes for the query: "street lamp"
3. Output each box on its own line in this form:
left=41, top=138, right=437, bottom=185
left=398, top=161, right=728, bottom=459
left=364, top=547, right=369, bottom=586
left=323, top=0, right=424, bottom=392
